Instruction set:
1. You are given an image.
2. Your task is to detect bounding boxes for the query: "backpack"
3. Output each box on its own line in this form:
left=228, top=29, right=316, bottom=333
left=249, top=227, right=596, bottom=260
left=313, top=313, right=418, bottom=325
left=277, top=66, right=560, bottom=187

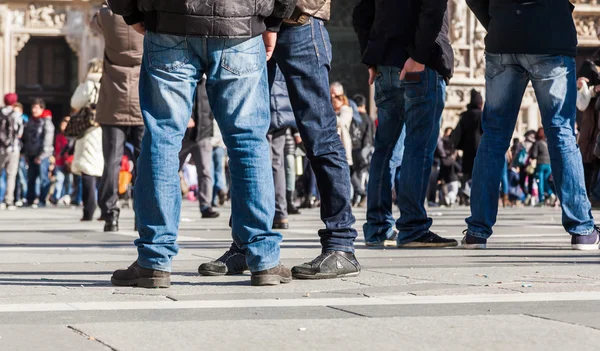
left=0, top=110, right=16, bottom=152
left=515, top=147, right=528, bottom=167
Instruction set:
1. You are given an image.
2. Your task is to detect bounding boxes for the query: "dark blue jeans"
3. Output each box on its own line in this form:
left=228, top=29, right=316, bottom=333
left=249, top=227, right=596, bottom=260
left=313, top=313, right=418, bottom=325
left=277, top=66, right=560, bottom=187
left=368, top=66, right=447, bottom=245
left=467, top=54, right=594, bottom=238
left=26, top=157, right=51, bottom=206
left=268, top=19, right=357, bottom=252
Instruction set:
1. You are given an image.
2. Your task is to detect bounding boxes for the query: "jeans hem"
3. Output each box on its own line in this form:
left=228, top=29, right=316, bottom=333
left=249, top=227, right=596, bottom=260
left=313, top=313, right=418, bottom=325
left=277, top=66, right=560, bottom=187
left=568, top=227, right=596, bottom=236
left=322, top=245, right=355, bottom=253
left=249, top=261, right=281, bottom=273
left=466, top=229, right=492, bottom=240
left=137, top=259, right=172, bottom=273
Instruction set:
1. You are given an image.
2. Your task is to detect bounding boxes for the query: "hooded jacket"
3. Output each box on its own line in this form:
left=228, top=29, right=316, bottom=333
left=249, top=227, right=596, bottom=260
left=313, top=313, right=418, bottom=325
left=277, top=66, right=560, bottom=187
left=107, top=0, right=297, bottom=37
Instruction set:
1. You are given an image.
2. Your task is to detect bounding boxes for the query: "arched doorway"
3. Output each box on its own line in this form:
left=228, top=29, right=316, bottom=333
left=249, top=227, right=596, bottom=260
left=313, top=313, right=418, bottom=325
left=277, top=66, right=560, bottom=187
left=15, top=36, right=78, bottom=124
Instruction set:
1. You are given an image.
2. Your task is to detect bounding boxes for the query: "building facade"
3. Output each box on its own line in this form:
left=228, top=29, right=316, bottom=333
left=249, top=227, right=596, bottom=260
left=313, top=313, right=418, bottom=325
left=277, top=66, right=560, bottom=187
left=0, top=0, right=599, bottom=129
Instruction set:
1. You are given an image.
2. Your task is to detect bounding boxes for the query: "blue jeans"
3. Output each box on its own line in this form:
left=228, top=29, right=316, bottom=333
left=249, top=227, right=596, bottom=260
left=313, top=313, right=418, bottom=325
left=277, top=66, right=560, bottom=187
left=135, top=32, right=280, bottom=272
left=363, top=71, right=406, bottom=244
left=268, top=19, right=357, bottom=252
left=211, top=146, right=227, bottom=205
left=15, top=156, right=28, bottom=202
left=52, top=166, right=71, bottom=202
left=536, top=163, right=553, bottom=202
left=367, top=66, right=447, bottom=244
left=467, top=54, right=594, bottom=238
left=26, top=157, right=51, bottom=206
left=0, top=170, right=5, bottom=203
left=501, top=160, right=509, bottom=195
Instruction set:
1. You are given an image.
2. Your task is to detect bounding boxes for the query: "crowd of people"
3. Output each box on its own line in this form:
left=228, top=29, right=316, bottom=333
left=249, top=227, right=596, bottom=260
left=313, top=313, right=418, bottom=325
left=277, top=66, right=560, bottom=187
left=1, top=0, right=599, bottom=287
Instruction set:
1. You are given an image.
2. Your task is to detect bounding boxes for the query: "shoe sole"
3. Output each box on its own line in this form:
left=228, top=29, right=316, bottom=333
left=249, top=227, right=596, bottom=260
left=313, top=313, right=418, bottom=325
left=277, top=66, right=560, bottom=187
left=572, top=244, right=600, bottom=251
left=111, top=277, right=171, bottom=288
left=250, top=275, right=292, bottom=286
left=273, top=224, right=290, bottom=230
left=198, top=267, right=248, bottom=276
left=461, top=243, right=487, bottom=249
left=365, top=240, right=397, bottom=248
left=292, top=271, right=360, bottom=280
left=398, top=242, right=459, bottom=248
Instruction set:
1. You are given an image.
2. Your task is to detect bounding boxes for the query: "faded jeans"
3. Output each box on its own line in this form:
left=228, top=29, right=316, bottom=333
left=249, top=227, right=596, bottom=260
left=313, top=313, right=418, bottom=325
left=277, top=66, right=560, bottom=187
left=467, top=54, right=594, bottom=238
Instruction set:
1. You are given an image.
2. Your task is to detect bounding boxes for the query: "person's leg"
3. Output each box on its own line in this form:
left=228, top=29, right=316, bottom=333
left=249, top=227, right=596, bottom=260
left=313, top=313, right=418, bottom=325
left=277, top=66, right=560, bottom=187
left=38, top=157, right=51, bottom=206
left=447, top=181, right=460, bottom=205
left=270, top=129, right=288, bottom=226
left=191, top=139, right=215, bottom=214
left=526, top=54, right=595, bottom=237
left=99, top=125, right=127, bottom=222
left=5, top=152, right=21, bottom=206
left=395, top=67, right=454, bottom=245
left=52, top=166, right=65, bottom=202
left=545, top=165, right=554, bottom=197
left=130, top=32, right=200, bottom=275
left=285, top=153, right=296, bottom=193
left=81, top=174, right=97, bottom=220
left=26, top=157, right=39, bottom=205
left=211, top=146, right=227, bottom=205
left=536, top=166, right=545, bottom=203
left=466, top=54, right=529, bottom=241
left=274, top=19, right=357, bottom=253
left=364, top=66, right=406, bottom=244
left=203, top=36, right=282, bottom=275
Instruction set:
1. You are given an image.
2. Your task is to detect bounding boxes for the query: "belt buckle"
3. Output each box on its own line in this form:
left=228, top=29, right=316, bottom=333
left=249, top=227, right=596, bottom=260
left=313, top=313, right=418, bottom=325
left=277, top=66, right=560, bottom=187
left=296, top=14, right=310, bottom=25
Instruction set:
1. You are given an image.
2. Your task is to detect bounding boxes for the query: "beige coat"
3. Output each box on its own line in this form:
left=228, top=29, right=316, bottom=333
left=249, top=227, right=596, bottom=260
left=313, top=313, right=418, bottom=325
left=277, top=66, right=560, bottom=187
left=337, top=105, right=353, bottom=166
left=91, top=4, right=144, bottom=126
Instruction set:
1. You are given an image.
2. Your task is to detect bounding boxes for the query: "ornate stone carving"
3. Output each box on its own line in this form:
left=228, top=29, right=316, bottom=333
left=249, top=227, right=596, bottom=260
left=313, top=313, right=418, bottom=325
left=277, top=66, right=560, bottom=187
left=10, top=10, right=25, bottom=28
left=28, top=4, right=65, bottom=28
left=575, top=16, right=598, bottom=38
left=13, top=34, right=30, bottom=55
left=450, top=0, right=468, bottom=43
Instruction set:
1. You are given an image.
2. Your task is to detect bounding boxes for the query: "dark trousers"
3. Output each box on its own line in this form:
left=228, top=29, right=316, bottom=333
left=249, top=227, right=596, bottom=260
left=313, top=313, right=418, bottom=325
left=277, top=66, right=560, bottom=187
left=351, top=164, right=368, bottom=200
left=98, top=125, right=144, bottom=221
left=269, top=128, right=288, bottom=220
left=26, top=156, right=51, bottom=206
left=81, top=173, right=98, bottom=220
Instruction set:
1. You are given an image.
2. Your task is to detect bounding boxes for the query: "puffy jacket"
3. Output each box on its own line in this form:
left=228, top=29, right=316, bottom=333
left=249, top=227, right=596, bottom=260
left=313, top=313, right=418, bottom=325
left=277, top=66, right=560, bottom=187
left=72, top=126, right=104, bottom=177
left=91, top=4, right=144, bottom=126
left=269, top=66, right=296, bottom=132
left=107, top=0, right=297, bottom=37
left=185, top=79, right=214, bottom=143
left=467, top=0, right=577, bottom=57
left=353, top=0, right=454, bottom=79
left=23, top=111, right=54, bottom=159
left=0, top=106, right=24, bottom=153
left=293, top=0, right=330, bottom=21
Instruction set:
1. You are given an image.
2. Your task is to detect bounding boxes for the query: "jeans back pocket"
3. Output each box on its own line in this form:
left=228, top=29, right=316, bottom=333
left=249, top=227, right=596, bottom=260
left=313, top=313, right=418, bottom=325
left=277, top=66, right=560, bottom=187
left=145, top=32, right=190, bottom=72
left=221, top=38, right=263, bottom=76
left=403, top=69, right=429, bottom=101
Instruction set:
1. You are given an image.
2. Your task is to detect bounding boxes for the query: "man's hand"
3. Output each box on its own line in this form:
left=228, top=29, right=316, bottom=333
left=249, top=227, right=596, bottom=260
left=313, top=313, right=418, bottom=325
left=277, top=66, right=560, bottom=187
left=187, top=118, right=196, bottom=129
left=34, top=158, right=41, bottom=165
left=263, top=31, right=277, bottom=61
left=400, top=58, right=425, bottom=81
left=294, top=135, right=302, bottom=145
left=368, top=66, right=378, bottom=85
left=577, top=77, right=590, bottom=90
left=131, top=22, right=146, bottom=35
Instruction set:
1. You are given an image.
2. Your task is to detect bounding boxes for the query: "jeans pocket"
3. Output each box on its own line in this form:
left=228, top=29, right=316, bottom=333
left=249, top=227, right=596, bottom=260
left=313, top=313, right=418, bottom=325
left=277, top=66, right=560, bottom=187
left=485, top=52, right=505, bottom=79
left=221, top=38, right=262, bottom=76
left=403, top=70, right=428, bottom=101
left=145, top=32, right=189, bottom=72
left=529, top=55, right=567, bottom=79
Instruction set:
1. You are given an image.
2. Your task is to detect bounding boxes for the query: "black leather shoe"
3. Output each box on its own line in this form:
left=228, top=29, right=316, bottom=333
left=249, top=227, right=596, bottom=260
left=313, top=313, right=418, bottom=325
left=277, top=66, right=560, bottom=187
left=198, top=243, right=248, bottom=276
left=201, top=208, right=220, bottom=219
left=292, top=251, right=361, bottom=280
left=104, top=220, right=119, bottom=232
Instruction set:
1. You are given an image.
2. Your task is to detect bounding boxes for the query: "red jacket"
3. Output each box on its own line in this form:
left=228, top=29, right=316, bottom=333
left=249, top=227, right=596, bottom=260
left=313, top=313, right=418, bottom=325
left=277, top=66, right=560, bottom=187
left=54, top=133, right=68, bottom=167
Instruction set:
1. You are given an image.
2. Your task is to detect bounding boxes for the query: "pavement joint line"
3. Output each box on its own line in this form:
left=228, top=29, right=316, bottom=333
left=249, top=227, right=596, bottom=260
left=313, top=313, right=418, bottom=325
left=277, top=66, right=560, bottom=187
left=67, top=325, right=120, bottom=351
left=1, top=292, right=600, bottom=313
left=326, top=305, right=370, bottom=318
left=523, top=313, right=600, bottom=332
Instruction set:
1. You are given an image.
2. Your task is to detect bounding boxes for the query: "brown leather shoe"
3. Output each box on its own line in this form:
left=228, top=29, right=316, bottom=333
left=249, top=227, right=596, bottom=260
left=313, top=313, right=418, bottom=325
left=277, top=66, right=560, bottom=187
left=111, top=261, right=171, bottom=288
left=251, top=264, right=292, bottom=286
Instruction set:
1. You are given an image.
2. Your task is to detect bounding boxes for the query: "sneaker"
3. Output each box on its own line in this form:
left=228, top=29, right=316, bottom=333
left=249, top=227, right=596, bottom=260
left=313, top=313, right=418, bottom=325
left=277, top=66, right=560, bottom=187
left=104, top=220, right=119, bottom=232
left=111, top=261, right=171, bottom=288
left=365, top=231, right=398, bottom=247
left=251, top=264, right=292, bottom=286
left=198, top=245, right=248, bottom=276
left=291, top=251, right=361, bottom=280
left=201, top=208, right=220, bottom=219
left=6, top=205, right=17, bottom=211
left=398, top=231, right=459, bottom=248
left=461, top=230, right=487, bottom=249
left=15, top=200, right=23, bottom=208
left=0, top=203, right=6, bottom=210
left=572, top=228, right=600, bottom=251
left=273, top=218, right=289, bottom=230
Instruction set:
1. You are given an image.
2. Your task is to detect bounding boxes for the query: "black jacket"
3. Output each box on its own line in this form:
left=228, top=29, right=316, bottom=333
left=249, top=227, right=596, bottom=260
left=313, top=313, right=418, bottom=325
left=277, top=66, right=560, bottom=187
left=467, top=0, right=577, bottom=57
left=185, top=80, right=213, bottom=143
left=269, top=65, right=296, bottom=132
left=451, top=106, right=482, bottom=177
left=107, top=0, right=297, bottom=37
left=352, top=0, right=454, bottom=79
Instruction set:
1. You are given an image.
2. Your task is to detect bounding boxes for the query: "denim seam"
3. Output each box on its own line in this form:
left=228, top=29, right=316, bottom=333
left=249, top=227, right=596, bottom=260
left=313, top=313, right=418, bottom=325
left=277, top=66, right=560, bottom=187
left=311, top=19, right=319, bottom=59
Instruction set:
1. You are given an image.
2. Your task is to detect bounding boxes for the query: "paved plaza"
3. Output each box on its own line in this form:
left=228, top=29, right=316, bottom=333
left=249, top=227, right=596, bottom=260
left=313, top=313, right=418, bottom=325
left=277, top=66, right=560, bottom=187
left=0, top=203, right=599, bottom=350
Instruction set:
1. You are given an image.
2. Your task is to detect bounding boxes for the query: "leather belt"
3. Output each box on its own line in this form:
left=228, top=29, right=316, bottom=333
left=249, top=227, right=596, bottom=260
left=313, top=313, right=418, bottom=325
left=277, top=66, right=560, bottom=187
left=283, top=8, right=311, bottom=26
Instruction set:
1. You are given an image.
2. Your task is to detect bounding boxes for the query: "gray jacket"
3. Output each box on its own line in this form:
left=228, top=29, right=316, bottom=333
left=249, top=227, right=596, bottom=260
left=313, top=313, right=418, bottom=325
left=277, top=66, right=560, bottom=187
left=0, top=106, right=24, bottom=153
left=23, top=117, right=54, bottom=159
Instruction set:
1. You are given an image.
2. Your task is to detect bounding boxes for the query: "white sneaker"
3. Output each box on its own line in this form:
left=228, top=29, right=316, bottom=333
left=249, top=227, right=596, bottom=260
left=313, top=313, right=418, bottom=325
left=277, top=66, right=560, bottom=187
left=15, top=200, right=23, bottom=207
left=6, top=205, right=17, bottom=211
left=0, top=203, right=6, bottom=210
